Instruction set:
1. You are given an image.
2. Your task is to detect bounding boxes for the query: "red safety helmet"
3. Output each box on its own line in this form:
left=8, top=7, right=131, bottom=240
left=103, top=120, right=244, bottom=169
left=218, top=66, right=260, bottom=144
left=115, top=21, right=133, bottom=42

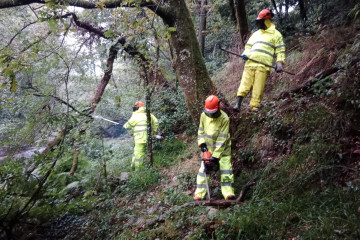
left=256, top=9, right=274, bottom=20
left=204, top=95, right=219, bottom=114
left=204, top=95, right=221, bottom=118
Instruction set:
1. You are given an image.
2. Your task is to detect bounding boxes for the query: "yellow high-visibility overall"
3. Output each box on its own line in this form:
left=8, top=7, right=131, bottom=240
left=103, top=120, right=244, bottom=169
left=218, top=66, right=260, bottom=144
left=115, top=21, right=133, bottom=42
left=237, top=19, right=286, bottom=110
left=194, top=110, right=234, bottom=199
left=124, top=107, right=158, bottom=169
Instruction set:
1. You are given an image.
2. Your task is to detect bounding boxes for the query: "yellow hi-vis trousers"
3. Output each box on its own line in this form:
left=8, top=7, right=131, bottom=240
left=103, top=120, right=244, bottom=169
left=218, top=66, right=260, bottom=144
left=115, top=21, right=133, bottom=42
left=131, top=143, right=146, bottom=169
left=194, top=155, right=234, bottom=199
left=236, top=66, right=269, bottom=111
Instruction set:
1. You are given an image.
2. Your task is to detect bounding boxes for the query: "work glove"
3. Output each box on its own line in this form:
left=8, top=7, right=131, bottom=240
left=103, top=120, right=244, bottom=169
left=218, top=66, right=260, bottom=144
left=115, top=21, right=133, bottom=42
left=200, top=143, right=208, bottom=153
left=242, top=54, right=249, bottom=61
left=275, top=62, right=283, bottom=73
left=154, top=131, right=164, bottom=140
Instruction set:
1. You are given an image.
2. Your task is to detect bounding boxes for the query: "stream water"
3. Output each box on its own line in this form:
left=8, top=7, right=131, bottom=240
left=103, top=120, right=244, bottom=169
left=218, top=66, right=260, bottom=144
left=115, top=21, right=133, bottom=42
left=0, top=146, right=46, bottom=162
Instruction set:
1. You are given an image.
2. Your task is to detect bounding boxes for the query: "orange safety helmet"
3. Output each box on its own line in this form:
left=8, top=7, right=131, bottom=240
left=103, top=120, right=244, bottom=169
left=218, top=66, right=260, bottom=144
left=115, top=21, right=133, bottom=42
left=134, top=101, right=144, bottom=108
left=133, top=101, right=144, bottom=111
left=204, top=95, right=220, bottom=114
left=256, top=9, right=274, bottom=20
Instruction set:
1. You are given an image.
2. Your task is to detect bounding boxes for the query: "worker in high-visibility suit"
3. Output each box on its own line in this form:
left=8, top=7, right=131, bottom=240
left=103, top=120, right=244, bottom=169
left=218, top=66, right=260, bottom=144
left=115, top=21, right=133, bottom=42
left=124, top=101, right=159, bottom=169
left=234, top=9, right=285, bottom=112
left=194, top=95, right=235, bottom=200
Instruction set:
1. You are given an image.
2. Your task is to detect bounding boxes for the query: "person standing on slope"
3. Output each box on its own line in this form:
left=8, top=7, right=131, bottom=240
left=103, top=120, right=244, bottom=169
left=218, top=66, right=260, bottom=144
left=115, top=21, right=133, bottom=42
left=233, top=9, right=285, bottom=112
left=124, top=101, right=159, bottom=169
left=194, top=95, right=235, bottom=200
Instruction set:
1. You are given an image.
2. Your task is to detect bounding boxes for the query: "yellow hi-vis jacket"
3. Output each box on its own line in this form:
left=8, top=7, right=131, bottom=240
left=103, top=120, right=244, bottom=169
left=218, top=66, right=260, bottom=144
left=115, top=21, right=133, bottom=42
left=197, top=110, right=231, bottom=159
left=243, top=21, right=285, bottom=71
left=124, top=107, right=159, bottom=144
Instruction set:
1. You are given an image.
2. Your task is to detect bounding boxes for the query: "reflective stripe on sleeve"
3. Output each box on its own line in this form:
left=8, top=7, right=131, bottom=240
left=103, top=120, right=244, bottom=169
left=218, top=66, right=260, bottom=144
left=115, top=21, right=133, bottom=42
left=218, top=133, right=228, bottom=138
left=197, top=184, right=207, bottom=188
left=251, top=49, right=274, bottom=57
left=206, top=142, right=215, bottom=148
left=276, top=44, right=285, bottom=49
left=204, top=142, right=225, bottom=148
left=135, top=158, right=144, bottom=162
left=197, top=171, right=206, bottom=177
left=198, top=127, right=204, bottom=131
left=136, top=124, right=147, bottom=126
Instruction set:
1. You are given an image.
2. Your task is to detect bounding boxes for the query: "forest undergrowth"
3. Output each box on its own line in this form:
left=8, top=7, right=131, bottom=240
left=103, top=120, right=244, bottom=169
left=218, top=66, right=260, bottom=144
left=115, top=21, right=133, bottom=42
left=1, top=2, right=360, bottom=240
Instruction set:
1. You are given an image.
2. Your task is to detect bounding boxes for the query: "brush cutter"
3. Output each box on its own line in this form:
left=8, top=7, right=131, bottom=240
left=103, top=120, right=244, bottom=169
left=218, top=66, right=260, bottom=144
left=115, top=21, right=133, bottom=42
left=217, top=46, right=296, bottom=75
left=201, top=151, right=219, bottom=201
left=93, top=115, right=120, bottom=125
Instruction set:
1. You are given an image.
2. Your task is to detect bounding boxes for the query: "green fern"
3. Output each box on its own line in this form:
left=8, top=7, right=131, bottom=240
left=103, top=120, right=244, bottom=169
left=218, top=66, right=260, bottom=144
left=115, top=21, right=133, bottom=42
left=348, top=3, right=360, bottom=21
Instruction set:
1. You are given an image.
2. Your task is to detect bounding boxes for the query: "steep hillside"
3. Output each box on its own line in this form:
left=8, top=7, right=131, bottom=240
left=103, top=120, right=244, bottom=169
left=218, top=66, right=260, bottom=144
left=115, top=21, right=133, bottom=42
left=38, top=21, right=360, bottom=240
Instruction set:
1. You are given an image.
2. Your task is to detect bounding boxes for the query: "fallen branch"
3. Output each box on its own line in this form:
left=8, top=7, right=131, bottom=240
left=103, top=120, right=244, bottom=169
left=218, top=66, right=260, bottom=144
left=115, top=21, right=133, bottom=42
left=236, top=175, right=258, bottom=202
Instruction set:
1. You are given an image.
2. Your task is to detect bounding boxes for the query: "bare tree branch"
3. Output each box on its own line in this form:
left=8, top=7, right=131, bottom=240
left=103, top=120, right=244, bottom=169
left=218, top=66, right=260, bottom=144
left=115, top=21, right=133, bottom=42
left=32, top=93, right=85, bottom=115
left=0, top=0, right=157, bottom=9
left=1, top=21, right=38, bottom=50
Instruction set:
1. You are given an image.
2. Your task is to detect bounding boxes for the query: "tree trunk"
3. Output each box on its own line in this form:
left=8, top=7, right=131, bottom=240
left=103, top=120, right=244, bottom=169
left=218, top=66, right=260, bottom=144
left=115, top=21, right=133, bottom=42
left=90, top=42, right=120, bottom=112
left=228, top=0, right=237, bottom=24
left=145, top=90, right=153, bottom=166
left=234, top=0, right=249, bottom=46
left=70, top=140, right=79, bottom=176
left=285, top=0, right=289, bottom=17
left=271, top=0, right=282, bottom=23
left=298, top=0, right=307, bottom=21
left=155, top=1, right=216, bottom=124
left=197, top=0, right=207, bottom=56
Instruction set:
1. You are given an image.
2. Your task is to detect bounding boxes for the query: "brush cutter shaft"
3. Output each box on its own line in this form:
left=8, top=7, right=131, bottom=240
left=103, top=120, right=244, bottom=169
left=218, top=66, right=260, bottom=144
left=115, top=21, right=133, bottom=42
left=219, top=48, right=295, bottom=75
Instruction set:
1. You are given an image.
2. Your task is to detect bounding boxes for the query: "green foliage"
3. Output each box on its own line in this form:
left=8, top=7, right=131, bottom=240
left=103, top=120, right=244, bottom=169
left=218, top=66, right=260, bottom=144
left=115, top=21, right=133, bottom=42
left=162, top=186, right=193, bottom=206
left=296, top=104, right=334, bottom=139
left=126, top=168, right=160, bottom=194
left=152, top=87, right=196, bottom=138
left=212, top=188, right=360, bottom=239
left=348, top=3, right=360, bottom=22
left=153, top=139, right=186, bottom=167
left=311, top=77, right=335, bottom=97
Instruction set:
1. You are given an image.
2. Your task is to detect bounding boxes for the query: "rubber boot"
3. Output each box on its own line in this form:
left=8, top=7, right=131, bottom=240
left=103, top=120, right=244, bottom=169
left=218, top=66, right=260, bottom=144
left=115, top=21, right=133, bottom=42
left=233, top=96, right=243, bottom=112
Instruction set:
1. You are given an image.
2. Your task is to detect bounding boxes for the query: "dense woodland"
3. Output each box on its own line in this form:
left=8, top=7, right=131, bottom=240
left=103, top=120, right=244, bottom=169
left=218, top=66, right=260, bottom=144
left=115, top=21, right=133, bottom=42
left=0, top=0, right=360, bottom=239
